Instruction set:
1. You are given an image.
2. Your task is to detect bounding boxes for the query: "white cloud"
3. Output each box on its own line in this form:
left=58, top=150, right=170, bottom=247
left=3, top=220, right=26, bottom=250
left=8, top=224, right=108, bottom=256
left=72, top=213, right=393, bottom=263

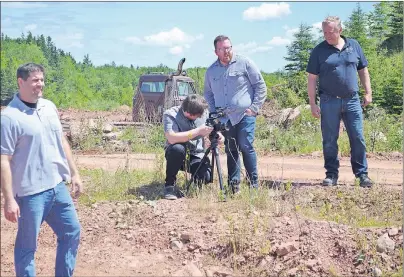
left=54, top=33, right=84, bottom=49
left=124, top=36, right=142, bottom=44
left=312, top=22, right=323, bottom=31
left=285, top=27, right=299, bottom=38
left=125, top=27, right=203, bottom=47
left=243, top=2, right=291, bottom=21
left=267, top=36, right=291, bottom=46
left=1, top=2, right=48, bottom=8
left=233, top=42, right=272, bottom=55
left=124, top=27, right=203, bottom=56
left=24, top=24, right=37, bottom=32
left=169, top=46, right=183, bottom=55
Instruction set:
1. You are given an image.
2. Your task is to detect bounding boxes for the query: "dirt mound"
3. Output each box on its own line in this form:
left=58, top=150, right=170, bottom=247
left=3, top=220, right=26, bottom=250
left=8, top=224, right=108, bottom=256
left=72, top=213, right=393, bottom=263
left=1, top=184, right=402, bottom=276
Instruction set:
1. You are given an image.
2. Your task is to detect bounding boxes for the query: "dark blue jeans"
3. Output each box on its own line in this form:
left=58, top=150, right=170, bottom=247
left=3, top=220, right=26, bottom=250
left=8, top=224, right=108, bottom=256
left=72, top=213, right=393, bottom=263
left=14, top=181, right=81, bottom=277
left=224, top=115, right=258, bottom=187
left=165, top=144, right=211, bottom=186
left=320, top=93, right=368, bottom=177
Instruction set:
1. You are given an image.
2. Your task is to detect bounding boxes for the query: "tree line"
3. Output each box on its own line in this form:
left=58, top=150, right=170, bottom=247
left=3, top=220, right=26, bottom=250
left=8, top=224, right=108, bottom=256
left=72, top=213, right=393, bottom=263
left=1, top=2, right=402, bottom=114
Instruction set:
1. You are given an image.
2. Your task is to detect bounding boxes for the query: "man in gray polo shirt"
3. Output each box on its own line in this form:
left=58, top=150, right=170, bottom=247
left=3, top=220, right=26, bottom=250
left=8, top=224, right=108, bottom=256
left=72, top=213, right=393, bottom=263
left=204, top=35, right=267, bottom=194
left=163, top=94, right=224, bottom=200
left=1, top=63, right=83, bottom=276
left=306, top=16, right=373, bottom=187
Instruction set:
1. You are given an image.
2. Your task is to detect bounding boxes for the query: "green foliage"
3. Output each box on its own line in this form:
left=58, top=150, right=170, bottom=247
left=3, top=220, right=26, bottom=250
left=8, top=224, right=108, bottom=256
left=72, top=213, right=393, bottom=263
left=0, top=1, right=402, bottom=116
left=284, top=23, right=316, bottom=74
left=254, top=106, right=402, bottom=155
left=387, top=1, right=404, bottom=36
left=366, top=50, right=403, bottom=114
left=344, top=3, right=373, bottom=52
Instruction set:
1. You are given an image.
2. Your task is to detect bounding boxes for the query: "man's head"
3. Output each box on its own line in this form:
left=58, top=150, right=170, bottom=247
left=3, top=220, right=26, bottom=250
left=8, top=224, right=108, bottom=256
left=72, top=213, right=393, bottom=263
left=214, top=35, right=233, bottom=66
left=17, top=63, right=45, bottom=103
left=322, top=16, right=343, bottom=46
left=181, top=94, right=208, bottom=120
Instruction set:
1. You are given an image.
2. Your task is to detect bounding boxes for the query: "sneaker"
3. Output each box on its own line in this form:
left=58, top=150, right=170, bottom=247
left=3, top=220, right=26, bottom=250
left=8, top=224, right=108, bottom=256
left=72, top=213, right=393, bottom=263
left=359, top=174, right=373, bottom=188
left=229, top=181, right=240, bottom=195
left=164, top=186, right=178, bottom=200
left=322, top=174, right=338, bottom=186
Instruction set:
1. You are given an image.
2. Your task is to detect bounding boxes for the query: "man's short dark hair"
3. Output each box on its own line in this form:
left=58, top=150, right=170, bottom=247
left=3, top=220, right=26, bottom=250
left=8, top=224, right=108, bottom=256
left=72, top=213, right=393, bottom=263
left=181, top=94, right=208, bottom=116
left=17, top=63, right=45, bottom=81
left=214, top=35, right=230, bottom=49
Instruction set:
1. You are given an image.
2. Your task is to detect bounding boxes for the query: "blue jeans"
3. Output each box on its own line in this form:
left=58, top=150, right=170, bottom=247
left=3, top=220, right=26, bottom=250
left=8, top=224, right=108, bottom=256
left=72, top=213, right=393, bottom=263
left=320, top=93, right=368, bottom=177
left=224, top=115, right=258, bottom=187
left=14, top=182, right=81, bottom=277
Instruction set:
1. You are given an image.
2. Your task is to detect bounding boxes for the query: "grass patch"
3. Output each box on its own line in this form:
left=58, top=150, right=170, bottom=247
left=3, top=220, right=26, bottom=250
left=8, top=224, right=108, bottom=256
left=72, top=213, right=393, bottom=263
left=78, top=168, right=164, bottom=205
left=119, top=124, right=165, bottom=153
left=297, top=185, right=402, bottom=228
left=254, top=106, right=402, bottom=155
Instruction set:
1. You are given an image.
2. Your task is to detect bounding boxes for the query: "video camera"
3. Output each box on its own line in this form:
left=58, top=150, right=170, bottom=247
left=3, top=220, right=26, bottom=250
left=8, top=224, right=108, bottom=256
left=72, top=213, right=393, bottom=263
left=205, top=107, right=228, bottom=133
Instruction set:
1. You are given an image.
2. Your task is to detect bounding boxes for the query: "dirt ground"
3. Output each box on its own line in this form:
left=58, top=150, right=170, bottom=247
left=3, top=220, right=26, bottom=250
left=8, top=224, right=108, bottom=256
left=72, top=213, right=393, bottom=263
left=74, top=153, right=403, bottom=187
left=1, top=107, right=403, bottom=276
left=1, top=154, right=402, bottom=277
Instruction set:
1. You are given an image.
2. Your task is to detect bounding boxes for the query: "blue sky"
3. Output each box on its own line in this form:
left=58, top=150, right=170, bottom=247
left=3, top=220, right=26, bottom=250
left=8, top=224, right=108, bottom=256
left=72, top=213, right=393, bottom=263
left=1, top=1, right=376, bottom=73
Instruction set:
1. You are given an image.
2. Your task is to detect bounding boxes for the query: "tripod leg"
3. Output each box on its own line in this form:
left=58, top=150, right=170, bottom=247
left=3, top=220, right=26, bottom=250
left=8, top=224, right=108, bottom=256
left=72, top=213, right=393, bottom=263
left=213, top=147, right=226, bottom=200
left=186, top=147, right=211, bottom=194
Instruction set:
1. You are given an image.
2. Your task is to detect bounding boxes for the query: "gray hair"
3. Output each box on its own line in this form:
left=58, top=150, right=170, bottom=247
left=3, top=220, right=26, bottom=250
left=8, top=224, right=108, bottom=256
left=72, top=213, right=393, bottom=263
left=17, top=63, right=45, bottom=81
left=322, top=16, right=342, bottom=31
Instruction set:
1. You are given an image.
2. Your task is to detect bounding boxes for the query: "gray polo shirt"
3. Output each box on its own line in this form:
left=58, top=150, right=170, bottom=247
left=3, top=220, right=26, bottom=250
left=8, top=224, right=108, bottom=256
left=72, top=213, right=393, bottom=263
left=204, top=53, right=267, bottom=126
left=1, top=93, right=70, bottom=197
left=163, top=106, right=208, bottom=158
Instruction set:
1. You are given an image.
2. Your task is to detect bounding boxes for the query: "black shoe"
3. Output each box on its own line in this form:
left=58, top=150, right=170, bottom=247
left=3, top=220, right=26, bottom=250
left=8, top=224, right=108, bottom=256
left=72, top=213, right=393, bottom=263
left=359, top=174, right=373, bottom=188
left=164, top=185, right=178, bottom=200
left=229, top=180, right=240, bottom=195
left=322, top=174, right=338, bottom=186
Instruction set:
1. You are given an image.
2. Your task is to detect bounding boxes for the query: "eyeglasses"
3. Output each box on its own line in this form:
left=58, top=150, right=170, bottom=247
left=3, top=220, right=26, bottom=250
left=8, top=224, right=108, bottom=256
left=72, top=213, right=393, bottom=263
left=216, top=46, right=232, bottom=53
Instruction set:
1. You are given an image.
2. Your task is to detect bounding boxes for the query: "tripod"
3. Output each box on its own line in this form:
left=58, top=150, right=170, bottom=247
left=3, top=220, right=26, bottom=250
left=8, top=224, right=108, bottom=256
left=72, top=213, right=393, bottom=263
left=185, top=132, right=226, bottom=200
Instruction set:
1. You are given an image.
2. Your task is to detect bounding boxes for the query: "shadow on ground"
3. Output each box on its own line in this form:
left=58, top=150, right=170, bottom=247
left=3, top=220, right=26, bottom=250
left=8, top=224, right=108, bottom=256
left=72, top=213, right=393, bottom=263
left=127, top=181, right=164, bottom=200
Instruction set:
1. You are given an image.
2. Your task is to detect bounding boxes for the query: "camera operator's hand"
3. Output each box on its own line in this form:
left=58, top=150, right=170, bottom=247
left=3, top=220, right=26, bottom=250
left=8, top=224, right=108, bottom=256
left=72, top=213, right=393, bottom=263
left=196, top=124, right=213, bottom=137
left=204, top=136, right=211, bottom=148
left=218, top=132, right=225, bottom=146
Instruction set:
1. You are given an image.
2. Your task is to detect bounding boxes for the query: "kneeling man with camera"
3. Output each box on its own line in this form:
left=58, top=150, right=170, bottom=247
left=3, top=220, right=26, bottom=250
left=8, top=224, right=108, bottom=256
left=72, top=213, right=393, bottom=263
left=163, top=94, right=224, bottom=200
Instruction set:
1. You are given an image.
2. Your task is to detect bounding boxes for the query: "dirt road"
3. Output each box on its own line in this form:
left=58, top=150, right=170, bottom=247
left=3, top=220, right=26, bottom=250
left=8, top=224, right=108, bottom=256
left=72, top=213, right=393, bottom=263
left=75, top=153, right=403, bottom=186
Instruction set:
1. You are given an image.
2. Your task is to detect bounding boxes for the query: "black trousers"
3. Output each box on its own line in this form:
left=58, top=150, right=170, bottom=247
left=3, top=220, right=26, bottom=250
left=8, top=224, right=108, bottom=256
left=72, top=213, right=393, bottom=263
left=165, top=143, right=211, bottom=187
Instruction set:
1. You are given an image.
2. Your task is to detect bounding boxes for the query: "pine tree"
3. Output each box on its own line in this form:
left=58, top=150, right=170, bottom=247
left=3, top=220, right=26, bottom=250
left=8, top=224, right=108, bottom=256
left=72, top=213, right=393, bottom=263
left=83, top=54, right=93, bottom=67
left=26, top=31, right=34, bottom=44
left=387, top=1, right=403, bottom=36
left=284, top=23, right=316, bottom=73
left=367, top=2, right=392, bottom=42
left=344, top=3, right=371, bottom=51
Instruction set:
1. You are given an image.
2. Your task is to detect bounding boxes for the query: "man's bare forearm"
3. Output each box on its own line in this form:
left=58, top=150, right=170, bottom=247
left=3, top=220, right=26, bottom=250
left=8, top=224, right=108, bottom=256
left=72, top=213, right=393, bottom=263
left=62, top=136, right=79, bottom=177
left=358, top=67, right=372, bottom=95
left=307, top=74, right=318, bottom=105
left=1, top=155, right=14, bottom=201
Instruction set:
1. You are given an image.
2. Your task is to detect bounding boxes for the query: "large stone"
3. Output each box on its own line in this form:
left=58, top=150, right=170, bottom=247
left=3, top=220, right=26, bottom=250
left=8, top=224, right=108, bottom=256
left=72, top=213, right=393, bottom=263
left=180, top=233, right=192, bottom=243
left=170, top=240, right=183, bottom=250
left=388, top=228, right=399, bottom=237
left=376, top=233, right=395, bottom=253
left=275, top=242, right=298, bottom=256
left=373, top=267, right=382, bottom=277
left=103, top=123, right=113, bottom=133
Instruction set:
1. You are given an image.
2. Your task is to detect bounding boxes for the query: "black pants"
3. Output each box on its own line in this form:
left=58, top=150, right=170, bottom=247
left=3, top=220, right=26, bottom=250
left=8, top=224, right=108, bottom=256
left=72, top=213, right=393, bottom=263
left=165, top=144, right=211, bottom=187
